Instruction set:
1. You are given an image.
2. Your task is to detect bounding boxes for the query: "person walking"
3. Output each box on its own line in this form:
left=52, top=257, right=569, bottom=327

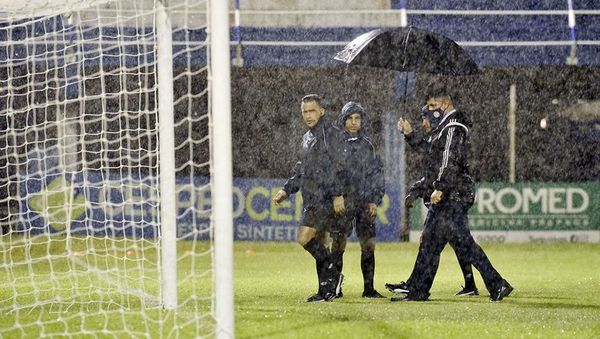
left=391, top=82, right=513, bottom=302
left=272, top=94, right=346, bottom=302
left=386, top=106, right=479, bottom=297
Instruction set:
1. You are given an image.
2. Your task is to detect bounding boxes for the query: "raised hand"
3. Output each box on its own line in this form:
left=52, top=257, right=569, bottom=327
left=397, top=117, right=413, bottom=135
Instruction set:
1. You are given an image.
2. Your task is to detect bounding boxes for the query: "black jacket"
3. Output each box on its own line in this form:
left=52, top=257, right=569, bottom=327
left=341, top=131, right=385, bottom=206
left=405, top=109, right=475, bottom=205
left=283, top=117, right=346, bottom=208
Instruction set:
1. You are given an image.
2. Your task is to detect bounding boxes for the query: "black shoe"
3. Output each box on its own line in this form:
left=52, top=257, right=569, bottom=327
left=455, top=285, right=479, bottom=296
left=490, top=280, right=513, bottom=302
left=362, top=289, right=385, bottom=298
left=390, top=293, right=428, bottom=302
left=335, top=288, right=344, bottom=299
left=321, top=273, right=344, bottom=302
left=385, top=281, right=409, bottom=294
left=305, top=293, right=327, bottom=303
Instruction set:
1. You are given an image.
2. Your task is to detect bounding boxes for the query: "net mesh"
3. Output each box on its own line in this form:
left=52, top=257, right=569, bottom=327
left=0, top=0, right=214, bottom=337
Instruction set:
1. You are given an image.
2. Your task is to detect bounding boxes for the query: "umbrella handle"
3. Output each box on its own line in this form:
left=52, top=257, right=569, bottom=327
left=402, top=71, right=409, bottom=107
left=400, top=26, right=413, bottom=109
left=401, top=26, right=413, bottom=71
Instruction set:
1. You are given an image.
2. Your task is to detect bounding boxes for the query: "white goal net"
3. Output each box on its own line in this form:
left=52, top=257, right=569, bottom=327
left=0, top=0, right=230, bottom=337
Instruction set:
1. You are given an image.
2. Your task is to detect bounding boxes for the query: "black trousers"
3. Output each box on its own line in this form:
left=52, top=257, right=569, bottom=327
left=407, top=201, right=503, bottom=298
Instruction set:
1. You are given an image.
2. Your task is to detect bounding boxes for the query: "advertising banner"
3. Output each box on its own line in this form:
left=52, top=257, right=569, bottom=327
left=19, top=174, right=403, bottom=242
left=20, top=176, right=597, bottom=243
left=409, top=182, right=600, bottom=243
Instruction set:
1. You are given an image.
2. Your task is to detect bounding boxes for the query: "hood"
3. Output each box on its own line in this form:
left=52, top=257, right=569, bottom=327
left=338, top=101, right=367, bottom=133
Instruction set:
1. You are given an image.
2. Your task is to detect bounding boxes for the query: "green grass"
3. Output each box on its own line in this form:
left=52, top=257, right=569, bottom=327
left=235, top=242, right=600, bottom=339
left=2, top=239, right=600, bottom=338
left=0, top=236, right=215, bottom=338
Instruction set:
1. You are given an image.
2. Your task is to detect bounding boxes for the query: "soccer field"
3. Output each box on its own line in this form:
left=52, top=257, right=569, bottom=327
left=235, top=242, right=600, bottom=338
left=2, top=240, right=600, bottom=338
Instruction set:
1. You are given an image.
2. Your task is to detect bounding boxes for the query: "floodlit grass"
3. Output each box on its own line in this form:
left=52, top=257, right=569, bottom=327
left=0, top=235, right=215, bottom=338
left=2, top=239, right=600, bottom=338
left=234, top=242, right=600, bottom=339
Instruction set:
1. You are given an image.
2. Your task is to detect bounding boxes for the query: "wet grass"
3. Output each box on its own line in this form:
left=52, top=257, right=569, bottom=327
left=1, top=240, right=599, bottom=337
left=235, top=242, right=600, bottom=338
left=0, top=235, right=214, bottom=338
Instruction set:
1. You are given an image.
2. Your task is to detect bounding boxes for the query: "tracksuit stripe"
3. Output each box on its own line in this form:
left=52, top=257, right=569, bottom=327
left=438, top=119, right=456, bottom=181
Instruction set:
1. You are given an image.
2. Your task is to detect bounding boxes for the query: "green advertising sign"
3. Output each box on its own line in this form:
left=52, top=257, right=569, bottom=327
left=410, top=182, right=600, bottom=232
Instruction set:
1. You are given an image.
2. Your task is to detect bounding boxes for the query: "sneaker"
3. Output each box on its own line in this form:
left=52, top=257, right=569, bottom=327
left=490, top=280, right=513, bottom=302
left=390, top=293, right=428, bottom=302
left=455, top=286, right=479, bottom=296
left=362, top=289, right=385, bottom=298
left=335, top=288, right=344, bottom=299
left=385, top=281, right=409, bottom=294
left=321, top=273, right=344, bottom=302
left=305, top=293, right=327, bottom=303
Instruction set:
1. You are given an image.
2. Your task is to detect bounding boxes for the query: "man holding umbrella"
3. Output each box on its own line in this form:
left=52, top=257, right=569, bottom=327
left=386, top=104, right=479, bottom=297
left=392, top=82, right=513, bottom=302
left=334, top=26, right=511, bottom=301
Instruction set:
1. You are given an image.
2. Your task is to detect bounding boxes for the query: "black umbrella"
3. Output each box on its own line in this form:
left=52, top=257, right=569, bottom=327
left=334, top=27, right=479, bottom=76
left=334, top=27, right=480, bottom=242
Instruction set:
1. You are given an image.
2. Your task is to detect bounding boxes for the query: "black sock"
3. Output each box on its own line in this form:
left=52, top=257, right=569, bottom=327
left=314, top=260, right=324, bottom=290
left=331, top=249, right=344, bottom=275
left=303, top=238, right=332, bottom=278
left=361, top=249, right=375, bottom=292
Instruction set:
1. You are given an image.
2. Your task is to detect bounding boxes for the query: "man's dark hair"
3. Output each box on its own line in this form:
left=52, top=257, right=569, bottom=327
left=425, top=81, right=452, bottom=101
left=301, top=94, right=323, bottom=106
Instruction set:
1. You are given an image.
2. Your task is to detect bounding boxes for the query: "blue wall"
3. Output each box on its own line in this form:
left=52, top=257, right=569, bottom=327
left=392, top=0, right=600, bottom=10
left=234, top=13, right=600, bottom=67
left=2, top=10, right=600, bottom=68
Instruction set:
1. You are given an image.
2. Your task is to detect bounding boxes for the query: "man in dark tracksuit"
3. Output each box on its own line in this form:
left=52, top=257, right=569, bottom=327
left=330, top=101, right=386, bottom=298
left=392, top=83, right=513, bottom=302
left=386, top=107, right=479, bottom=297
left=273, top=94, right=345, bottom=302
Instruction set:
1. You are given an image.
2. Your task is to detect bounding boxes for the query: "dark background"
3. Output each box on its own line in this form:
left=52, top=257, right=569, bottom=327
left=2, top=44, right=599, bottom=233
left=2, top=65, right=598, bottom=183
left=227, top=66, right=600, bottom=185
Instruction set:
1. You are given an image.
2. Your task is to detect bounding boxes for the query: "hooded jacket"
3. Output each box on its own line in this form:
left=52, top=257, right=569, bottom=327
left=283, top=116, right=347, bottom=208
left=405, top=109, right=475, bottom=206
left=338, top=102, right=385, bottom=206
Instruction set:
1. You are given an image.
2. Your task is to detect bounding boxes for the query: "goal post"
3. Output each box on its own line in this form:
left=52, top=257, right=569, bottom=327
left=156, top=0, right=178, bottom=311
left=0, top=0, right=234, bottom=337
left=209, top=0, right=235, bottom=337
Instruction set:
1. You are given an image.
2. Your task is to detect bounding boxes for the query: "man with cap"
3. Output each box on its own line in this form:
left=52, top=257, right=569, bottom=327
left=330, top=101, right=386, bottom=298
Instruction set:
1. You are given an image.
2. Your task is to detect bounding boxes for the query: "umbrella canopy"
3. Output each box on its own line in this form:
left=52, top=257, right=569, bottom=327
left=334, top=27, right=480, bottom=76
